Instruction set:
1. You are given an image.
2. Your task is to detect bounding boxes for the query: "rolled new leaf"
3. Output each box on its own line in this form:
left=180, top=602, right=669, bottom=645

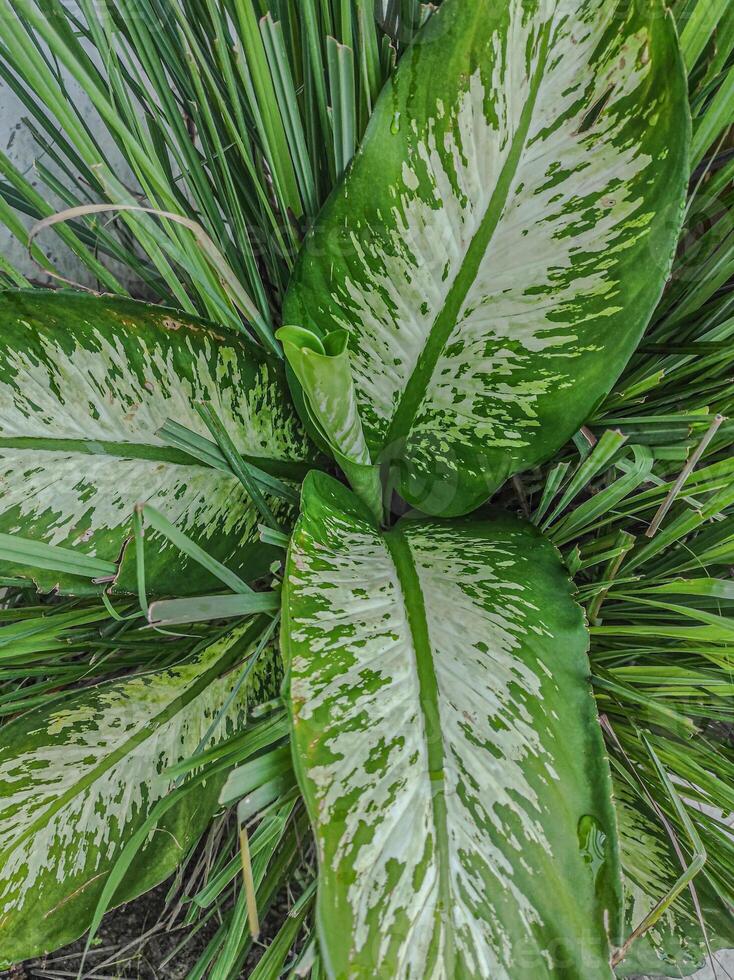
left=284, top=0, right=690, bottom=517
left=283, top=471, right=622, bottom=978
left=278, top=325, right=382, bottom=523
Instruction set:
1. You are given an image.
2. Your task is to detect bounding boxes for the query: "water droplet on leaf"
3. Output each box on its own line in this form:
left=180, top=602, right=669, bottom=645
left=578, top=814, right=607, bottom=884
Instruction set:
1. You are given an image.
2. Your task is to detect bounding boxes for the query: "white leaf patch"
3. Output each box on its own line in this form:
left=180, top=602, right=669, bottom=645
left=285, top=0, right=689, bottom=514
left=0, top=293, right=313, bottom=591
left=0, top=319, right=302, bottom=458
left=0, top=620, right=271, bottom=963
left=284, top=473, right=621, bottom=978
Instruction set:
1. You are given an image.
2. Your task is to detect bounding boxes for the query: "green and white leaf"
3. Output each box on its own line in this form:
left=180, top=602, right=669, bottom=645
left=0, top=290, right=316, bottom=594
left=615, top=784, right=734, bottom=978
left=0, top=617, right=278, bottom=965
left=284, top=0, right=689, bottom=516
left=283, top=471, right=622, bottom=978
left=277, top=326, right=372, bottom=466
left=277, top=325, right=383, bottom=522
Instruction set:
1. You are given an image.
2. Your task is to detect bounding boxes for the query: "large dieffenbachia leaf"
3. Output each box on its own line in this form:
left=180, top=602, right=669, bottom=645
left=0, top=290, right=315, bottom=594
left=615, top=784, right=734, bottom=977
left=0, top=617, right=277, bottom=965
left=283, top=0, right=689, bottom=516
left=283, top=472, right=621, bottom=977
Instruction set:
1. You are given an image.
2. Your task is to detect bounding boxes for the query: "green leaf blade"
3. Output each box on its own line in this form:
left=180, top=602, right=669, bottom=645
left=284, top=0, right=690, bottom=516
left=283, top=471, right=622, bottom=977
left=0, top=618, right=275, bottom=966
left=0, top=290, right=316, bottom=594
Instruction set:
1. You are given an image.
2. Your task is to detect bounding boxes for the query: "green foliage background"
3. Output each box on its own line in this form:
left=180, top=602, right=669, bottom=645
left=0, top=0, right=733, bottom=976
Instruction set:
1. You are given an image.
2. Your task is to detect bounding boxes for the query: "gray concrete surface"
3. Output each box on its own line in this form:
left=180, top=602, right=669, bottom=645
left=0, top=27, right=136, bottom=288
left=1, top=73, right=90, bottom=285
left=639, top=952, right=734, bottom=980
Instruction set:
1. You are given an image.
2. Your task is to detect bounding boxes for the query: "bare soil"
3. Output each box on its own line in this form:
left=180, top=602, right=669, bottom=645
left=2, top=882, right=290, bottom=980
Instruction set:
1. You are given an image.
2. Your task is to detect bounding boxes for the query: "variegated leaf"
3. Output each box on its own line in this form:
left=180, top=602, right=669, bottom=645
left=283, top=472, right=621, bottom=978
left=0, top=617, right=278, bottom=965
left=284, top=0, right=689, bottom=516
left=277, top=325, right=383, bottom=522
left=615, top=783, right=734, bottom=977
left=0, top=290, right=315, bottom=594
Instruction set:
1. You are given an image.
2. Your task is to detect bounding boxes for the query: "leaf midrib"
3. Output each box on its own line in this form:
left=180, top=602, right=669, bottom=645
left=0, top=437, right=308, bottom=480
left=384, top=527, right=454, bottom=976
left=383, top=20, right=553, bottom=452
